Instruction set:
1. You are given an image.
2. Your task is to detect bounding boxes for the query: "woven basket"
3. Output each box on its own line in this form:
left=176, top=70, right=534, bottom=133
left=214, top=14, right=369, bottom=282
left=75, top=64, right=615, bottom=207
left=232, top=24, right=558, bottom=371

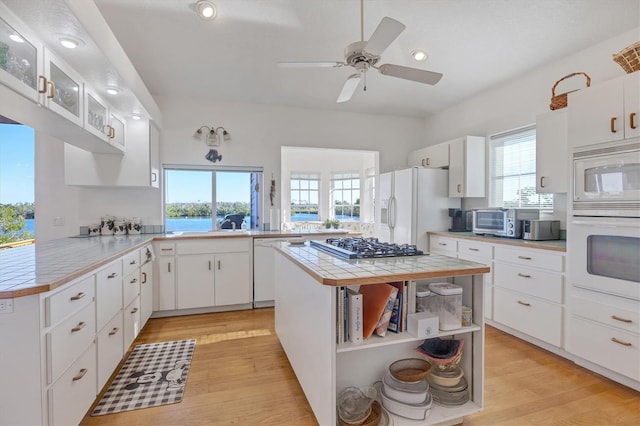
left=613, top=41, right=640, bottom=74
left=549, top=72, right=591, bottom=111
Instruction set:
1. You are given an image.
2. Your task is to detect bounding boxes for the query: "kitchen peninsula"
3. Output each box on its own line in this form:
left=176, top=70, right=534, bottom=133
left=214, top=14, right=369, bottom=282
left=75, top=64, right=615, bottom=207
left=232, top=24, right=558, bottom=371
left=273, top=241, right=490, bottom=425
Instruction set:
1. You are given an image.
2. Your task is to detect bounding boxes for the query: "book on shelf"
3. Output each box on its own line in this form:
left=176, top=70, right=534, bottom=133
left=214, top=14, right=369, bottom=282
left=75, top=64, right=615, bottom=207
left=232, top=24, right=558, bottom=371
left=337, top=287, right=345, bottom=344
left=373, top=285, right=398, bottom=337
left=387, top=281, right=404, bottom=333
left=360, top=283, right=397, bottom=339
left=347, top=288, right=363, bottom=343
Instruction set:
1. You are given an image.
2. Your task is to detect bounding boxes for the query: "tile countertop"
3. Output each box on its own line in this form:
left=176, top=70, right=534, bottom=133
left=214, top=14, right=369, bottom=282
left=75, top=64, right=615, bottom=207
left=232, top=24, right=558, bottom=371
left=0, top=230, right=353, bottom=299
left=274, top=241, right=490, bottom=287
left=428, top=231, right=567, bottom=252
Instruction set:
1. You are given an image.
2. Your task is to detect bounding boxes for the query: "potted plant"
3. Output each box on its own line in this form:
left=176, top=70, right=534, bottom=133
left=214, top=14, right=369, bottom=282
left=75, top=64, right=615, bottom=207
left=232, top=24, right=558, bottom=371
left=324, top=219, right=332, bottom=229
left=331, top=219, right=340, bottom=229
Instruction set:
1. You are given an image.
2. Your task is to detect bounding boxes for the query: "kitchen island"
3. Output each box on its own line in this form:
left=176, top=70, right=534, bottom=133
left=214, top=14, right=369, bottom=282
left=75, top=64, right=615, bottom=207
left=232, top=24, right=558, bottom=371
left=273, top=241, right=490, bottom=426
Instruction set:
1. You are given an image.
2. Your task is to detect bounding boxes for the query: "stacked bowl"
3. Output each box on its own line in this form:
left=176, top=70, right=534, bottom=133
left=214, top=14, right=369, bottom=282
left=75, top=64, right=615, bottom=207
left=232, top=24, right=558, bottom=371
left=379, top=358, right=433, bottom=420
left=416, top=338, right=469, bottom=406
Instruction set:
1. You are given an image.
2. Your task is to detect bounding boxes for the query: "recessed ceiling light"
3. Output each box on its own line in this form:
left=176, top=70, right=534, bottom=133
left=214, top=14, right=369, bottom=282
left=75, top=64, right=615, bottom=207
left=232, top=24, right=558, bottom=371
left=9, top=34, right=24, bottom=43
left=411, top=50, right=428, bottom=61
left=196, top=1, right=217, bottom=19
left=106, top=87, right=119, bottom=95
left=131, top=113, right=142, bottom=120
left=60, top=38, right=78, bottom=49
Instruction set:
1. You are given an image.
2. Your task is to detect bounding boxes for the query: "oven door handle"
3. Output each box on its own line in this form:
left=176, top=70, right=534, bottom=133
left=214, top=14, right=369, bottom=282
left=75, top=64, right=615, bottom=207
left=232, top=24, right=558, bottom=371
left=572, top=218, right=635, bottom=227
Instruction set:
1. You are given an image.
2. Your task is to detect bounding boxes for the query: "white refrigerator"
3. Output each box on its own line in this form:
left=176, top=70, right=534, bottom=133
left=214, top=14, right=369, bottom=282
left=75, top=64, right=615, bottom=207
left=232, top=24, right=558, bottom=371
left=376, top=167, right=460, bottom=252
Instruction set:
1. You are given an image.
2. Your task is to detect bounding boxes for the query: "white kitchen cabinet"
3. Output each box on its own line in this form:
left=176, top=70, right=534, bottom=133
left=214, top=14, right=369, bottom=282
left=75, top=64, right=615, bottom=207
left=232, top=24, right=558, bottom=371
left=408, top=142, right=449, bottom=168
left=64, top=118, right=161, bottom=187
left=177, top=253, right=216, bottom=309
left=84, top=89, right=110, bottom=141
left=42, top=47, right=84, bottom=127
left=536, top=109, right=568, bottom=193
left=428, top=234, right=457, bottom=256
left=140, top=257, right=153, bottom=326
left=0, top=4, right=44, bottom=103
left=492, top=245, right=565, bottom=347
left=569, top=72, right=640, bottom=148
left=95, top=259, right=124, bottom=332
left=96, top=311, right=124, bottom=392
left=154, top=242, right=176, bottom=311
left=456, top=240, right=494, bottom=320
left=214, top=252, right=252, bottom=306
left=448, top=136, right=486, bottom=198
left=123, top=296, right=141, bottom=349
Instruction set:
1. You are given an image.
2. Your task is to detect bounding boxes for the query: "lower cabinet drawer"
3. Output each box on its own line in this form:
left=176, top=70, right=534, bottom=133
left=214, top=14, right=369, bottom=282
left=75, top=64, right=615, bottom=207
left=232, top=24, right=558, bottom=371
left=48, top=302, right=96, bottom=383
left=571, top=288, right=640, bottom=335
left=494, top=262, right=563, bottom=303
left=123, top=296, right=141, bottom=350
left=49, top=343, right=97, bottom=426
left=123, top=269, right=140, bottom=308
left=493, top=287, right=562, bottom=347
left=429, top=236, right=457, bottom=255
left=97, top=313, right=124, bottom=393
left=45, top=275, right=95, bottom=327
left=569, top=316, right=640, bottom=381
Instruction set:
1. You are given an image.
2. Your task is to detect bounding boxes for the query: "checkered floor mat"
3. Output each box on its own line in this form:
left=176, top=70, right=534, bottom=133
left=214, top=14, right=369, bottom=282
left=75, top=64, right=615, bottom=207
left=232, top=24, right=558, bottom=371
left=91, top=339, right=196, bottom=416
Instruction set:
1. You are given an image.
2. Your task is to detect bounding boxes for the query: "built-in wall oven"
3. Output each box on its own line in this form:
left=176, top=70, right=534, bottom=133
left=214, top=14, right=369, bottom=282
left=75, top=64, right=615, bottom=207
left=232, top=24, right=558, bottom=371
left=570, top=138, right=640, bottom=300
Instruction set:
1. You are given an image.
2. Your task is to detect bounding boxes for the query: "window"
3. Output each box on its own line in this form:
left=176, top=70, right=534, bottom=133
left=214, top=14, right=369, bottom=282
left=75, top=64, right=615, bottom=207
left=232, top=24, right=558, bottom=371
left=0, top=121, right=35, bottom=244
left=290, top=173, right=319, bottom=221
left=164, top=166, right=262, bottom=232
left=490, top=126, right=553, bottom=210
left=331, top=172, right=360, bottom=221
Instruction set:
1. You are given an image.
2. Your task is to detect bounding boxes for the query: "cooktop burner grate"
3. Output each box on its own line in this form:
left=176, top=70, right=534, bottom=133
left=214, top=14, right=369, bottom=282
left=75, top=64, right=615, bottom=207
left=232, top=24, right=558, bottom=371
left=309, top=237, right=424, bottom=259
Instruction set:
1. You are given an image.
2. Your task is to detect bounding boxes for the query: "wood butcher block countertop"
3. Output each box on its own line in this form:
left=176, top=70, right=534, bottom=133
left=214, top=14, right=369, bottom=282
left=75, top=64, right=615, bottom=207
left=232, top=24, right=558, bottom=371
left=0, top=230, right=351, bottom=299
left=428, top=231, right=567, bottom=252
left=274, top=241, right=490, bottom=286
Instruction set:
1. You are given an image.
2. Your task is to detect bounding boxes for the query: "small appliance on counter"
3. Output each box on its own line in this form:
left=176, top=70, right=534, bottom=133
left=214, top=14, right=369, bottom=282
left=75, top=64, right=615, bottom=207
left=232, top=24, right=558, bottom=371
left=522, top=219, right=561, bottom=240
left=472, top=208, right=539, bottom=238
left=448, top=209, right=473, bottom=232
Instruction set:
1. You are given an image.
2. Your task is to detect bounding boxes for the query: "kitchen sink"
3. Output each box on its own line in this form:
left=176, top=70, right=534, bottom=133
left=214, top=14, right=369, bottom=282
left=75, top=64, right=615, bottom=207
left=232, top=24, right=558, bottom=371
left=168, top=230, right=249, bottom=237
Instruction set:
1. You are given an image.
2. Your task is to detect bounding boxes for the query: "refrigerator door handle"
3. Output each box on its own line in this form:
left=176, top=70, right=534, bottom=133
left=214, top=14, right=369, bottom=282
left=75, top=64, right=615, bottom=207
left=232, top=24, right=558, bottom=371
left=389, top=196, right=396, bottom=229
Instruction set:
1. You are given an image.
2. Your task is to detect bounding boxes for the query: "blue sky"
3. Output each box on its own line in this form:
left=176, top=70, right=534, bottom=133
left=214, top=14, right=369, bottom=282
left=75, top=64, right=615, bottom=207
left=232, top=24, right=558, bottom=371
left=0, top=123, right=35, bottom=204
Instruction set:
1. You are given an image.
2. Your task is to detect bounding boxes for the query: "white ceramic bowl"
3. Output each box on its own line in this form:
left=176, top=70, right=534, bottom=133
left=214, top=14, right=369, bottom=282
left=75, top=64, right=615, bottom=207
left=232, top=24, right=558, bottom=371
left=380, top=386, right=431, bottom=420
left=382, top=372, right=429, bottom=405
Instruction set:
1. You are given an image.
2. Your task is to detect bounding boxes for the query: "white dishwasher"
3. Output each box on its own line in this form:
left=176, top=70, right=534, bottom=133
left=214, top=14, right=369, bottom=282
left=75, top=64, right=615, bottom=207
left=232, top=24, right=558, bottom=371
left=253, top=237, right=300, bottom=308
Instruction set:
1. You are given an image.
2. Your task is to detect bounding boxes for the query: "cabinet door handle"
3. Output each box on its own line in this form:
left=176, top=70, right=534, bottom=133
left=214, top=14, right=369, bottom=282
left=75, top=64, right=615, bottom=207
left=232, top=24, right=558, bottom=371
left=631, top=112, right=637, bottom=129
left=72, top=368, right=88, bottom=382
left=421, top=158, right=425, bottom=166
left=218, top=260, right=221, bottom=270
left=611, top=315, right=632, bottom=323
left=611, top=337, right=632, bottom=347
left=47, top=80, right=55, bottom=99
left=130, top=260, right=137, bottom=265
left=540, top=176, right=546, bottom=188
left=141, top=272, right=147, bottom=284
left=438, top=242, right=447, bottom=246
left=70, top=292, right=85, bottom=301
left=108, top=272, right=118, bottom=279
left=152, top=172, right=157, bottom=183
left=168, top=262, right=171, bottom=273
left=517, top=256, right=532, bottom=260
left=610, top=116, right=617, bottom=133
left=130, top=307, right=139, bottom=314
left=517, top=273, right=531, bottom=278
left=161, top=248, right=173, bottom=251
left=208, top=260, right=212, bottom=271
left=130, top=278, right=137, bottom=284
left=38, top=75, right=48, bottom=93
left=468, top=248, right=479, bottom=251
left=108, top=327, right=119, bottom=336
left=517, top=300, right=531, bottom=307
left=71, top=321, right=86, bottom=332
left=457, top=184, right=462, bottom=193
left=426, top=158, right=431, bottom=166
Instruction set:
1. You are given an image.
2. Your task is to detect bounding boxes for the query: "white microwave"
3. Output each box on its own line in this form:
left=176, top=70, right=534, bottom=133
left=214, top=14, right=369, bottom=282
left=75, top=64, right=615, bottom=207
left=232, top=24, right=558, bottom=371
left=573, top=139, right=640, bottom=217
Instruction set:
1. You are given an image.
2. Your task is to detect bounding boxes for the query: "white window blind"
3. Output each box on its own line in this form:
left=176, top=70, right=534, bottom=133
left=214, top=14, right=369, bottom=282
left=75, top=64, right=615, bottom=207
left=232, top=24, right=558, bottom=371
left=490, top=126, right=553, bottom=209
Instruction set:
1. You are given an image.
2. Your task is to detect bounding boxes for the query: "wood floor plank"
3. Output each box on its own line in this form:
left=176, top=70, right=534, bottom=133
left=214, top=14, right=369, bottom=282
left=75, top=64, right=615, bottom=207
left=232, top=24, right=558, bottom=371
left=81, top=310, right=640, bottom=426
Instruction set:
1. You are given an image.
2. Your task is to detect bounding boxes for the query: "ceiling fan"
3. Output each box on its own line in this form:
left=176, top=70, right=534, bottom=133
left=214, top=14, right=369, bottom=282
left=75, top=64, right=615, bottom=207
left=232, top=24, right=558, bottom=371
left=277, top=0, right=443, bottom=103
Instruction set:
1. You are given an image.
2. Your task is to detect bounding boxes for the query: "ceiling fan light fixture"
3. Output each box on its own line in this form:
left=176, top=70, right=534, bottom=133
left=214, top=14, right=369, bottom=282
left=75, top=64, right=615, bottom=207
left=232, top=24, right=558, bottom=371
left=411, top=50, right=428, bottom=61
left=196, top=1, right=217, bottom=19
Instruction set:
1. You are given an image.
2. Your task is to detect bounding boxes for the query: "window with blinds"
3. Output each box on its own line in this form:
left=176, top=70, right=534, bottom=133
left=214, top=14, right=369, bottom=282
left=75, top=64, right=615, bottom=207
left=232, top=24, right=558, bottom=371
left=490, top=125, right=553, bottom=209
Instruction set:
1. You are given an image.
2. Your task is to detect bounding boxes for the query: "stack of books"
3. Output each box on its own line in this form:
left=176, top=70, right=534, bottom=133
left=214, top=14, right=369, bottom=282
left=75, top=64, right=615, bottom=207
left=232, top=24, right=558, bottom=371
left=337, top=281, right=417, bottom=344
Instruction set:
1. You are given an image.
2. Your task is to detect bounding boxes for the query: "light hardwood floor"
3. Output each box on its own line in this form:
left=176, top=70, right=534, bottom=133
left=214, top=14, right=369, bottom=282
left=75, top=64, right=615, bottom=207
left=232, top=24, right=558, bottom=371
left=81, top=309, right=639, bottom=426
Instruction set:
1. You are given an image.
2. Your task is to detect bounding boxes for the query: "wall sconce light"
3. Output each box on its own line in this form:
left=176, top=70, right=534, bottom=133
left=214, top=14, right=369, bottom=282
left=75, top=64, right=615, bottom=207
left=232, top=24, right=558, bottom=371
left=193, top=125, right=231, bottom=146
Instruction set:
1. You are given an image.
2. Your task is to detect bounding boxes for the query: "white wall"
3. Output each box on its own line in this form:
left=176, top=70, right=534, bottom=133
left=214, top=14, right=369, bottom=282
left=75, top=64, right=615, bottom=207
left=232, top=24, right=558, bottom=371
left=157, top=97, right=423, bottom=228
left=420, top=27, right=639, bottom=217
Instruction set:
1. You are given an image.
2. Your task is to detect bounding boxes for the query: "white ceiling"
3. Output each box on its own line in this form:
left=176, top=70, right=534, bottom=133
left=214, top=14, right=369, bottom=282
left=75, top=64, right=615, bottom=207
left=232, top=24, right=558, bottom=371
left=34, top=1, right=640, bottom=118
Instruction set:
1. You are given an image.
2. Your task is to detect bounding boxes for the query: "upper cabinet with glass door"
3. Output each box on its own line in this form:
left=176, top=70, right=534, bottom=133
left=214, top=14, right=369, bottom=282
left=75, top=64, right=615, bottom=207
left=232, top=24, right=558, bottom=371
left=42, top=48, right=83, bottom=127
left=0, top=4, right=43, bottom=102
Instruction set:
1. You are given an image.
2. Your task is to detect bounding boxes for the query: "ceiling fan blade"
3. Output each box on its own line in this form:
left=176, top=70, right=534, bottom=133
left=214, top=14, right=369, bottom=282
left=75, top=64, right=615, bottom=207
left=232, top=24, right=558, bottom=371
left=277, top=61, right=343, bottom=68
left=363, top=17, right=405, bottom=57
left=378, top=64, right=443, bottom=85
left=336, top=74, right=362, bottom=103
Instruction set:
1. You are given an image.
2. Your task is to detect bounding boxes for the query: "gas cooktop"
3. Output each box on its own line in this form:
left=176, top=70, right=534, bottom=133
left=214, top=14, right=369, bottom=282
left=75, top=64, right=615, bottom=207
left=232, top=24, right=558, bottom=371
left=309, top=237, right=425, bottom=260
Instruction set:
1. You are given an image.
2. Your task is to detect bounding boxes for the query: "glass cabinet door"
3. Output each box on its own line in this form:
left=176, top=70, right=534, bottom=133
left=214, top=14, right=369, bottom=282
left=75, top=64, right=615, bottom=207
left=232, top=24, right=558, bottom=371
left=0, top=7, right=42, bottom=101
left=85, top=91, right=109, bottom=140
left=43, top=48, right=83, bottom=126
